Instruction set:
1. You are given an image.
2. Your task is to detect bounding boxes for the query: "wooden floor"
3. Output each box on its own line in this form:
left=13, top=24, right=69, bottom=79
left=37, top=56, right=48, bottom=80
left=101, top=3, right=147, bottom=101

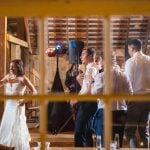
left=28, top=127, right=140, bottom=149
left=29, top=127, right=128, bottom=148
left=30, top=132, right=74, bottom=147
left=29, top=129, right=128, bottom=149
left=29, top=127, right=75, bottom=148
left=30, top=132, right=150, bottom=150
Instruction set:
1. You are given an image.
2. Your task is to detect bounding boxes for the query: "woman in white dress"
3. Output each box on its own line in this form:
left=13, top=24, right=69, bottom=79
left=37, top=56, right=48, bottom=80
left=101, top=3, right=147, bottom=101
left=0, top=59, right=37, bottom=150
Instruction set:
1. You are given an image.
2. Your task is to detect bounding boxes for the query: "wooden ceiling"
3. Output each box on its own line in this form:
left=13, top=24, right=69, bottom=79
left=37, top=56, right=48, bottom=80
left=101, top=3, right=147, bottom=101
left=7, top=16, right=150, bottom=57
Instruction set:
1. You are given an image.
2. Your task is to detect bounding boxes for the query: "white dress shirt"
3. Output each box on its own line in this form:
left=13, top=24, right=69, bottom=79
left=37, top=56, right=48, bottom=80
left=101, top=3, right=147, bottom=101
left=91, top=71, right=105, bottom=109
left=79, top=63, right=97, bottom=95
left=125, top=51, right=150, bottom=93
left=92, top=67, right=132, bottom=110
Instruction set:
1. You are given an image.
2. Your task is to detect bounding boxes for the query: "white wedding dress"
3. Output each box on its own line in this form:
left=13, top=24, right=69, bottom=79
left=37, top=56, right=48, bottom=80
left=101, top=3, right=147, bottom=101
left=0, top=82, right=31, bottom=150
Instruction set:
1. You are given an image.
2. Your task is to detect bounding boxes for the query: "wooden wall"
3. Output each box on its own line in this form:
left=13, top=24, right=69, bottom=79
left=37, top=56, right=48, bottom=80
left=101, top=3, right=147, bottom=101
left=46, top=54, right=70, bottom=93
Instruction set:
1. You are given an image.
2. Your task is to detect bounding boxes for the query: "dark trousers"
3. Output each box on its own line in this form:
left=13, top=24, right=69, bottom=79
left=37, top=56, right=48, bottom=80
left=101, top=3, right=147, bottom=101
left=125, top=102, right=150, bottom=148
left=92, top=109, right=126, bottom=147
left=90, top=108, right=104, bottom=146
left=112, top=110, right=127, bottom=147
left=74, top=102, right=97, bottom=147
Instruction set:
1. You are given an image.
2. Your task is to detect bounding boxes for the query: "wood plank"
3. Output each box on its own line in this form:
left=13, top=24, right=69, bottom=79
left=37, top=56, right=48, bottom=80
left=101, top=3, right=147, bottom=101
left=0, top=17, right=7, bottom=120
left=6, top=34, right=29, bottom=48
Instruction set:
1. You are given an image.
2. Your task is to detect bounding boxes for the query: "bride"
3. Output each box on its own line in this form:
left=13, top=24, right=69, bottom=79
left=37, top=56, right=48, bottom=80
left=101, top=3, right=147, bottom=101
left=0, top=59, right=37, bottom=150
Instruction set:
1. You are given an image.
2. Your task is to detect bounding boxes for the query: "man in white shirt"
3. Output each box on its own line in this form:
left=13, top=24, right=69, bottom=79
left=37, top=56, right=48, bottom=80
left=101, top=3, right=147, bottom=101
left=72, top=47, right=97, bottom=147
left=124, top=38, right=150, bottom=148
left=91, top=53, right=132, bottom=147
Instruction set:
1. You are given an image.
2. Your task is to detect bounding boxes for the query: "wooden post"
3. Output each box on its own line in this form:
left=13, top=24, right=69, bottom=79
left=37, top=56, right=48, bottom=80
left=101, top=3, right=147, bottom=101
left=0, top=17, right=7, bottom=120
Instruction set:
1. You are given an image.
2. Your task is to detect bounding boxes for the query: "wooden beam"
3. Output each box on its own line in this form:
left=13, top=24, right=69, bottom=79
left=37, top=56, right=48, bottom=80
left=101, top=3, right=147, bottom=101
left=6, top=34, right=28, bottom=48
left=0, top=0, right=150, bottom=16
left=0, top=17, right=7, bottom=120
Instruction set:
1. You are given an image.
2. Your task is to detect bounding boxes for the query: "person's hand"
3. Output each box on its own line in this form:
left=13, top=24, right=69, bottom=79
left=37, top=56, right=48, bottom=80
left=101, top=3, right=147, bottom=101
left=70, top=99, right=78, bottom=107
left=70, top=83, right=75, bottom=88
left=19, top=99, right=25, bottom=106
left=88, top=74, right=94, bottom=83
left=76, top=72, right=84, bottom=86
left=77, top=72, right=84, bottom=81
left=7, top=74, right=16, bottom=83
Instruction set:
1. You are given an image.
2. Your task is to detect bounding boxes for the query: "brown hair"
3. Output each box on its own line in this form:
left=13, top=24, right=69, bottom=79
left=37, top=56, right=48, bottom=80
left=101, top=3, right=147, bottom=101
left=11, top=59, right=25, bottom=76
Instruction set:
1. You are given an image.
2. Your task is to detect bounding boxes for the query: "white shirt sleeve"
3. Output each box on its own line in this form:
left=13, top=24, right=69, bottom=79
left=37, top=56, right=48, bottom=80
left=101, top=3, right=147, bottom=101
left=125, top=59, right=135, bottom=87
